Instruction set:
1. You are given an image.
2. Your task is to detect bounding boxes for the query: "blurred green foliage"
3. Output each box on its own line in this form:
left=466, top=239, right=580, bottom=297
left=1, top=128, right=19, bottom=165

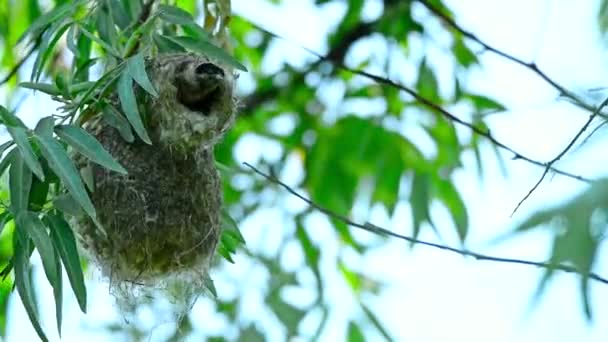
left=0, top=0, right=605, bottom=340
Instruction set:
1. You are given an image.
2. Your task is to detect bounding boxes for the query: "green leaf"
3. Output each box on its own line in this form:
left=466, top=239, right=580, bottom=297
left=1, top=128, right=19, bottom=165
left=0, top=149, right=16, bottom=179
left=17, top=212, right=58, bottom=287
left=52, top=247, right=63, bottom=336
left=0, top=107, right=45, bottom=181
left=19, top=82, right=62, bottom=96
left=410, top=172, right=432, bottom=239
left=117, top=71, right=152, bottom=144
left=13, top=234, right=49, bottom=342
left=452, top=39, right=478, bottom=67
left=221, top=209, right=246, bottom=244
left=217, top=244, right=235, bottom=263
left=158, top=4, right=196, bottom=26
left=347, top=321, right=365, bottom=342
left=6, top=127, right=45, bottom=181
left=153, top=33, right=186, bottom=53
left=31, top=20, right=72, bottom=82
left=77, top=25, right=121, bottom=58
left=96, top=4, right=118, bottom=48
left=102, top=104, right=134, bottom=143
left=55, top=125, right=127, bottom=174
left=46, top=214, right=87, bottom=312
left=0, top=140, right=14, bottom=156
left=0, top=105, right=26, bottom=127
left=266, top=293, right=305, bottom=337
left=34, top=135, right=97, bottom=220
left=203, top=274, right=217, bottom=298
left=416, top=58, right=439, bottom=102
left=17, top=1, right=75, bottom=43
left=34, top=117, right=55, bottom=138
left=9, top=153, right=32, bottom=214
left=162, top=35, right=247, bottom=71
left=361, top=304, right=392, bottom=341
left=126, top=53, right=158, bottom=97
left=28, top=174, right=50, bottom=212
left=467, top=94, right=506, bottom=112
left=53, top=193, right=84, bottom=217
left=435, top=179, right=468, bottom=241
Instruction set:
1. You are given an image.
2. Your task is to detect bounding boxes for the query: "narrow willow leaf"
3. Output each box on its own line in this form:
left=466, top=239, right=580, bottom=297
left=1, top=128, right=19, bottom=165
left=78, top=25, right=121, bottom=58
left=158, top=4, right=195, bottom=26
left=73, top=64, right=123, bottom=114
left=0, top=211, right=11, bottom=236
left=0, top=149, right=16, bottom=179
left=53, top=246, right=63, bottom=336
left=9, top=153, right=33, bottom=213
left=34, top=135, right=96, bottom=220
left=221, top=209, right=245, bottom=244
left=29, top=174, right=50, bottom=212
left=19, top=82, right=62, bottom=96
left=410, top=172, right=431, bottom=239
left=17, top=212, right=58, bottom=285
left=220, top=233, right=237, bottom=254
left=217, top=245, right=235, bottom=263
left=126, top=53, right=158, bottom=97
left=55, top=125, right=127, bottom=174
left=203, top=275, right=217, bottom=298
left=35, top=117, right=55, bottom=138
left=0, top=117, right=40, bottom=183
left=117, top=71, right=152, bottom=144
left=0, top=140, right=14, bottom=156
left=46, top=214, right=87, bottom=312
left=102, top=104, right=134, bottom=142
left=17, top=1, right=75, bottom=44
left=80, top=165, right=95, bottom=192
left=32, top=21, right=73, bottom=82
left=347, top=322, right=365, bottom=342
left=361, top=303, right=392, bottom=341
left=162, top=35, right=247, bottom=71
left=6, top=126, right=45, bottom=181
left=435, top=179, right=469, bottom=241
left=68, top=81, right=97, bottom=95
left=96, top=4, right=118, bottom=48
left=153, top=33, right=186, bottom=53
left=0, top=108, right=45, bottom=180
left=0, top=105, right=25, bottom=127
left=66, top=25, right=79, bottom=57
left=13, top=236, right=49, bottom=342
left=53, top=193, right=85, bottom=217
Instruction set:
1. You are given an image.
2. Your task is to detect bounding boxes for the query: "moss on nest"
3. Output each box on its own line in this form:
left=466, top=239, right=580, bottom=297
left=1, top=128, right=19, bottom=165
left=72, top=53, right=236, bottom=304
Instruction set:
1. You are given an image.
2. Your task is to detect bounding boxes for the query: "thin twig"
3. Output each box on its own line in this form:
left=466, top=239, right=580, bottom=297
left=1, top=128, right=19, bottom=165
left=512, top=96, right=608, bottom=214
left=247, top=23, right=594, bottom=184
left=0, top=42, right=39, bottom=87
left=415, top=0, right=605, bottom=118
left=306, top=46, right=592, bottom=183
left=244, top=162, right=608, bottom=285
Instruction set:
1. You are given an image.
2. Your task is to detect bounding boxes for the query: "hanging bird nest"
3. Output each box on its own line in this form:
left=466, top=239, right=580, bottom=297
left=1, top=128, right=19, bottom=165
left=71, top=53, right=237, bottom=307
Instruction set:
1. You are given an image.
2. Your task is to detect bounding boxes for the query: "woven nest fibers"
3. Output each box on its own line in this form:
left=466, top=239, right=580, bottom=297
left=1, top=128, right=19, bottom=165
left=72, top=53, right=236, bottom=302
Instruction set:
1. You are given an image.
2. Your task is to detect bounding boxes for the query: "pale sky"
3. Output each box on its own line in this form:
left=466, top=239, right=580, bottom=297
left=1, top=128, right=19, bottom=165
left=5, top=0, right=608, bottom=341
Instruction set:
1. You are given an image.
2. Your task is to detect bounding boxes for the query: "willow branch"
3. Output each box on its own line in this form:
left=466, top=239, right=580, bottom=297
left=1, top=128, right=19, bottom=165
left=299, top=47, right=592, bottom=183
left=415, top=0, right=606, bottom=118
left=512, top=96, right=608, bottom=214
left=244, top=163, right=608, bottom=286
left=412, top=0, right=607, bottom=210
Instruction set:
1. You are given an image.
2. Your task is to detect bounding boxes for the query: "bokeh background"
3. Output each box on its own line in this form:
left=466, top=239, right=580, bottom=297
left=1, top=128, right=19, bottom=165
left=2, top=0, right=608, bottom=341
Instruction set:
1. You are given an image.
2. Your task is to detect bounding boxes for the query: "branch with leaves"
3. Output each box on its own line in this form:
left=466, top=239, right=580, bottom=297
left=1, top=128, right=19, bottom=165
left=244, top=162, right=608, bottom=285
left=252, top=24, right=593, bottom=184
left=415, top=0, right=606, bottom=118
